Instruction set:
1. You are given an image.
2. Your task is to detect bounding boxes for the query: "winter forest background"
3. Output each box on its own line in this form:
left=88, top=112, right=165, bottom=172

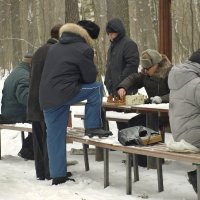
left=0, top=0, right=200, bottom=78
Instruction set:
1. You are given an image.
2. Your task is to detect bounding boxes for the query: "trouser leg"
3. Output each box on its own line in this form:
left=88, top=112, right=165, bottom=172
left=44, top=105, right=69, bottom=178
left=65, top=82, right=103, bottom=129
left=32, top=121, right=50, bottom=179
left=40, top=121, right=50, bottom=179
left=22, top=133, right=33, bottom=151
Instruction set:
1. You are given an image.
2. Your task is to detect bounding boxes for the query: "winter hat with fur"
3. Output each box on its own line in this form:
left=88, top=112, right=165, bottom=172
left=141, top=49, right=162, bottom=69
left=77, top=20, right=100, bottom=39
left=189, top=49, right=200, bottom=64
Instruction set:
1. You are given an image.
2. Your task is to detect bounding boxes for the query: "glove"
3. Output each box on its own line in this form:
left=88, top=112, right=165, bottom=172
left=150, top=96, right=162, bottom=104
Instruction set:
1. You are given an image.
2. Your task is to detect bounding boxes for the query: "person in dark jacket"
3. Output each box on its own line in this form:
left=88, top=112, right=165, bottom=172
left=118, top=49, right=172, bottom=131
left=39, top=21, right=112, bottom=185
left=168, top=49, right=200, bottom=193
left=1, top=53, right=34, bottom=160
left=105, top=18, right=141, bottom=130
left=105, top=18, right=139, bottom=96
left=27, top=24, right=62, bottom=180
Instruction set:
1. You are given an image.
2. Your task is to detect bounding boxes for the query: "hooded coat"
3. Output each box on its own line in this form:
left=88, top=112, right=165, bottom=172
left=168, top=60, right=200, bottom=148
left=1, top=62, right=30, bottom=122
left=27, top=38, right=58, bottom=121
left=118, top=61, right=172, bottom=103
left=39, top=24, right=97, bottom=110
left=105, top=18, right=139, bottom=96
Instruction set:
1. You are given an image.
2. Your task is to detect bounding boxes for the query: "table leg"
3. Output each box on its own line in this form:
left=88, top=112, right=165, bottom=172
left=126, top=153, right=132, bottom=195
left=83, top=144, right=89, bottom=171
left=156, top=158, right=164, bottom=192
left=104, top=149, right=109, bottom=188
left=133, top=154, right=139, bottom=182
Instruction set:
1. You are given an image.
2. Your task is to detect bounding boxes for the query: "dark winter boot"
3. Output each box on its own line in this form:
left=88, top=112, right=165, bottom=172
left=52, top=176, right=75, bottom=185
left=85, top=128, right=113, bottom=138
left=188, top=170, right=197, bottom=193
left=18, top=147, right=34, bottom=160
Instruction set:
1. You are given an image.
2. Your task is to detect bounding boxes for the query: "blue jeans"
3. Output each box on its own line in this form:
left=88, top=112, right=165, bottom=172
left=43, top=82, right=103, bottom=178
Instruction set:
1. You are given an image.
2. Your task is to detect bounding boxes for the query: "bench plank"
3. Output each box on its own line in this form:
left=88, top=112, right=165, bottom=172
left=0, top=124, right=32, bottom=132
left=69, top=135, right=200, bottom=163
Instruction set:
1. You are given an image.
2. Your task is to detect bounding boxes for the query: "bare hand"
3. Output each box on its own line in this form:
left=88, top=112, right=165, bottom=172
left=118, top=88, right=126, bottom=99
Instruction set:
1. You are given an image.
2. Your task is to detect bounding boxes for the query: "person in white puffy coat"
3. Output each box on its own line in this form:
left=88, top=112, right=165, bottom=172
left=168, top=49, right=200, bottom=194
left=168, top=49, right=200, bottom=149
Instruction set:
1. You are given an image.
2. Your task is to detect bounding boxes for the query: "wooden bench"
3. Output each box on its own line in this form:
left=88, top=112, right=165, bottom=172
left=0, top=123, right=72, bottom=159
left=0, top=124, right=32, bottom=159
left=68, top=127, right=200, bottom=200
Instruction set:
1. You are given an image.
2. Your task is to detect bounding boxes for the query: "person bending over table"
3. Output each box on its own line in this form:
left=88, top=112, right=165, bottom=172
left=118, top=49, right=172, bottom=132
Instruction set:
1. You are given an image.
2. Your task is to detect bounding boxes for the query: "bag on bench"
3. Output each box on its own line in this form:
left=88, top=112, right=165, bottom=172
left=118, top=126, right=162, bottom=146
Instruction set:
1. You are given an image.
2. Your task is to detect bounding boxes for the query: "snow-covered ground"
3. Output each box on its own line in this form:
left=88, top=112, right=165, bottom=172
left=0, top=106, right=197, bottom=200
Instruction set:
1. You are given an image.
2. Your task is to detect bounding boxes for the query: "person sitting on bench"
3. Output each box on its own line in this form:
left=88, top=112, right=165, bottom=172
left=117, top=49, right=172, bottom=167
left=1, top=53, right=34, bottom=160
left=168, top=49, right=200, bottom=193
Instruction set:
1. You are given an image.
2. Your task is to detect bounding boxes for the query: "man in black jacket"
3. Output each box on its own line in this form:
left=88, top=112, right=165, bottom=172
left=105, top=18, right=145, bottom=131
left=27, top=24, right=62, bottom=180
left=39, top=21, right=112, bottom=185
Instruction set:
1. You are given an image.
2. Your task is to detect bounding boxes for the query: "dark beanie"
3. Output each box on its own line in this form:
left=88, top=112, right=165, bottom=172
left=189, top=49, right=200, bottom=64
left=77, top=20, right=100, bottom=39
left=50, top=24, right=62, bottom=39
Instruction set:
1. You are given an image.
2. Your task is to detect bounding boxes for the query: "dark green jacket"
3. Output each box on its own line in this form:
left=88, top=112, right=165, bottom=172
left=1, top=62, right=30, bottom=122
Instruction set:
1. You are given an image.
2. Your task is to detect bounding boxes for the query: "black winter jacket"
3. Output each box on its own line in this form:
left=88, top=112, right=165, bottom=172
left=118, top=63, right=172, bottom=102
left=27, top=38, right=58, bottom=121
left=105, top=18, right=139, bottom=96
left=39, top=24, right=97, bottom=109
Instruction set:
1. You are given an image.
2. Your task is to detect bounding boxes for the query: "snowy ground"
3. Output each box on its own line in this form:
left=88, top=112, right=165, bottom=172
left=0, top=106, right=198, bottom=200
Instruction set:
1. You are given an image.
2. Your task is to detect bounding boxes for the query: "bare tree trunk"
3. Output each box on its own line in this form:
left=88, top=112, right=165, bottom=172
left=10, top=0, right=22, bottom=67
left=114, top=0, right=130, bottom=36
left=65, top=0, right=79, bottom=23
left=106, top=0, right=115, bottom=20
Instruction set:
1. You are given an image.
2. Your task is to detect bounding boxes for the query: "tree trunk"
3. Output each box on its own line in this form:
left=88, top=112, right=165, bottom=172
left=10, top=0, right=22, bottom=67
left=65, top=0, right=79, bottom=23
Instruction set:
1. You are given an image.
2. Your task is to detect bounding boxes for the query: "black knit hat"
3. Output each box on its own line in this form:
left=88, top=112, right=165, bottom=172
left=50, top=24, right=62, bottom=39
left=189, top=49, right=200, bottom=64
left=77, top=20, right=100, bottom=39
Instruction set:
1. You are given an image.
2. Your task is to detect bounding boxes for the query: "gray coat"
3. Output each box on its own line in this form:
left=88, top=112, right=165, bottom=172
left=168, top=60, right=200, bottom=148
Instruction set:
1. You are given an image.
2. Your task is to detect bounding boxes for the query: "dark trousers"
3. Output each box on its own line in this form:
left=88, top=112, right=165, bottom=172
left=22, top=133, right=33, bottom=149
left=32, top=121, right=50, bottom=179
left=116, top=113, right=146, bottom=130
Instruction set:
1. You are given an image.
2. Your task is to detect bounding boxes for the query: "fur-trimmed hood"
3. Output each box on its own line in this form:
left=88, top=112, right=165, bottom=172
left=152, top=58, right=172, bottom=79
left=59, top=23, right=93, bottom=47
